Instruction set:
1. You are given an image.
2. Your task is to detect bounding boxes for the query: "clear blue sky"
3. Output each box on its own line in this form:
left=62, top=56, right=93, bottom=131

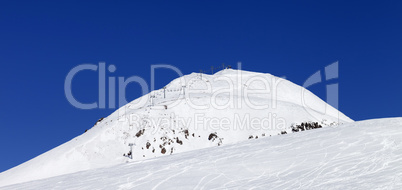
left=0, top=0, right=401, bottom=172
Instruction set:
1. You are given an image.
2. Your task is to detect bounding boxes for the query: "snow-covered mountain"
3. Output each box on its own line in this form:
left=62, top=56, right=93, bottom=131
left=0, top=69, right=353, bottom=187
left=2, top=118, right=401, bottom=189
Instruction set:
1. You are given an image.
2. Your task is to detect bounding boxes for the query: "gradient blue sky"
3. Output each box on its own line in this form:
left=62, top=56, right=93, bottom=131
left=1, top=0, right=401, bottom=172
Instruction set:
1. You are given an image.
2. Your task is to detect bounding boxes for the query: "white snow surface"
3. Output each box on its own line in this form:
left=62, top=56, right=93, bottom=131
left=0, top=69, right=353, bottom=187
left=1, top=118, right=402, bottom=189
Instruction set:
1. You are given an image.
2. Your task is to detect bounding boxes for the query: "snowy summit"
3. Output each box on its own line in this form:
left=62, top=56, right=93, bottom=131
left=1, top=69, right=356, bottom=188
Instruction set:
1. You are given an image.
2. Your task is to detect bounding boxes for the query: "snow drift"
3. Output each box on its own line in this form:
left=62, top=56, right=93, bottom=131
left=2, top=118, right=401, bottom=189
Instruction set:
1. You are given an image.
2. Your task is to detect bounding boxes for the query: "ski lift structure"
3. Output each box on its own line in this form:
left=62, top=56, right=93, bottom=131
left=128, top=143, right=135, bottom=159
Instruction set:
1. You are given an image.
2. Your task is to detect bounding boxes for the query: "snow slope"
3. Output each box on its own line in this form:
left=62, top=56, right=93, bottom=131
left=1, top=118, right=401, bottom=189
left=0, top=69, right=353, bottom=187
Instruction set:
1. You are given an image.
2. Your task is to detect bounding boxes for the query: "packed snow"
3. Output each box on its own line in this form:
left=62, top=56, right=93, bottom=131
left=0, top=69, right=353, bottom=187
left=1, top=118, right=401, bottom=189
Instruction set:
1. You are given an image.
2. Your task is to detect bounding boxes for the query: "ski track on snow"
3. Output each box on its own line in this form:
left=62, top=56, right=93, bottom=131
left=1, top=118, right=401, bottom=189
